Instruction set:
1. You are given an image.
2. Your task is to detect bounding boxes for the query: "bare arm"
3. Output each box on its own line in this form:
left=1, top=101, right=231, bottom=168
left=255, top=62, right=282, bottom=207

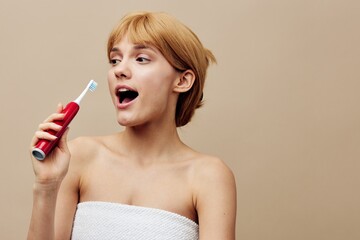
left=27, top=104, right=78, bottom=240
left=28, top=154, right=80, bottom=240
left=194, top=157, right=237, bottom=240
left=28, top=181, right=61, bottom=240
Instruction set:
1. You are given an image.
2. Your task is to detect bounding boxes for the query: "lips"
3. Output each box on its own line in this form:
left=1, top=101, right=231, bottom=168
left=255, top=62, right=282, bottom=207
left=116, top=86, right=139, bottom=106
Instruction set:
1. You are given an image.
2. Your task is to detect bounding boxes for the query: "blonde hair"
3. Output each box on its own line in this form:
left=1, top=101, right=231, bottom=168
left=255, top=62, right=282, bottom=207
left=107, top=11, right=216, bottom=127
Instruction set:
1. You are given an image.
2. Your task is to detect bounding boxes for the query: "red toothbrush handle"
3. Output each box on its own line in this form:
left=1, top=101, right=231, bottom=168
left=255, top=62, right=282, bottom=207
left=32, top=102, right=80, bottom=160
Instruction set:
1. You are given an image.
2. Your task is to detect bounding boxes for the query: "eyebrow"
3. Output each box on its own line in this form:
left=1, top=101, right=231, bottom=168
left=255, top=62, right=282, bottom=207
left=110, top=44, right=156, bottom=53
left=134, top=44, right=150, bottom=50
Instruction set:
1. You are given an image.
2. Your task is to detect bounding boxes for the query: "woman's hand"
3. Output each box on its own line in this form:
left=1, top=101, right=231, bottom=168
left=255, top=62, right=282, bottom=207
left=29, top=103, right=71, bottom=187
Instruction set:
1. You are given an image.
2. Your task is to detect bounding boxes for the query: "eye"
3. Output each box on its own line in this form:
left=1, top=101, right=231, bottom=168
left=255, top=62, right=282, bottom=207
left=136, top=56, right=150, bottom=63
left=109, top=59, right=121, bottom=66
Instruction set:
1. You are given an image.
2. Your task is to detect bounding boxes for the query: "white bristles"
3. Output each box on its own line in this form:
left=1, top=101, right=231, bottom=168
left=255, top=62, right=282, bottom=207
left=74, top=80, right=98, bottom=105
left=88, top=79, right=98, bottom=92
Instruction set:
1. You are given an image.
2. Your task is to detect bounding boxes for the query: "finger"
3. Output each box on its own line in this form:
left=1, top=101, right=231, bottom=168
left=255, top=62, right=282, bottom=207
left=38, top=122, right=62, bottom=131
left=35, top=131, right=57, bottom=141
left=31, top=131, right=57, bottom=146
left=56, top=103, right=64, bottom=114
left=30, top=135, right=38, bottom=147
left=43, top=113, right=65, bottom=123
left=58, top=127, right=70, bottom=152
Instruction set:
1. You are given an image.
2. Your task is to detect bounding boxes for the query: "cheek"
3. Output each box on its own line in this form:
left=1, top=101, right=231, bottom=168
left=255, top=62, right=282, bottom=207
left=107, top=69, right=116, bottom=87
left=140, top=66, right=177, bottom=90
left=107, top=71, right=117, bottom=100
left=107, top=69, right=114, bottom=82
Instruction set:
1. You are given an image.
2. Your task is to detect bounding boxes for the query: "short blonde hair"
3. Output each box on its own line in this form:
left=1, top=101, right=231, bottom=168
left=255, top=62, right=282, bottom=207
left=107, top=11, right=216, bottom=127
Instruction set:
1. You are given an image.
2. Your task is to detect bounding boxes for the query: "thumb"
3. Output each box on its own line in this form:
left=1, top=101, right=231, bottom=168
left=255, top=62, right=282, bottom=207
left=58, top=127, right=70, bottom=153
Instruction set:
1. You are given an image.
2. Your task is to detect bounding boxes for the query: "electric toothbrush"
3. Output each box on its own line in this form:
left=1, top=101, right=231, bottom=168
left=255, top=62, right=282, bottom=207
left=32, top=80, right=98, bottom=160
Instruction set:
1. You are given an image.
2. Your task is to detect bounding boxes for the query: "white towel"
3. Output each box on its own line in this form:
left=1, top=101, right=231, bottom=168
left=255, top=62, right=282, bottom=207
left=71, top=201, right=199, bottom=240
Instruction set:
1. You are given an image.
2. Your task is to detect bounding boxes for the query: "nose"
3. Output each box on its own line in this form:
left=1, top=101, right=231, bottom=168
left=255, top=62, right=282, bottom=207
left=114, top=60, right=131, bottom=80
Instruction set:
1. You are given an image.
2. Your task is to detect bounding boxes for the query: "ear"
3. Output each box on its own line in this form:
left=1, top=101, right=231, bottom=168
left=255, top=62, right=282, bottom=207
left=173, top=70, right=196, bottom=93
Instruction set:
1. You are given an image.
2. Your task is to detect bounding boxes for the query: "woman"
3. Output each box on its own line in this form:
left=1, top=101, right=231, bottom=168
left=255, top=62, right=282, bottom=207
left=28, top=11, right=236, bottom=240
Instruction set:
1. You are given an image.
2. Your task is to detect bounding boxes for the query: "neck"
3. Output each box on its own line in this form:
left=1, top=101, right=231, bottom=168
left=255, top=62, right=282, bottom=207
left=119, top=121, right=185, bottom=165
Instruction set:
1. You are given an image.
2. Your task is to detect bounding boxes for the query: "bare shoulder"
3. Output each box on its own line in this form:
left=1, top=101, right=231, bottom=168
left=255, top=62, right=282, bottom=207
left=68, top=136, right=101, bottom=158
left=67, top=135, right=113, bottom=169
left=190, top=153, right=237, bottom=205
left=191, top=154, right=236, bottom=188
left=191, top=153, right=237, bottom=239
left=54, top=135, right=111, bottom=239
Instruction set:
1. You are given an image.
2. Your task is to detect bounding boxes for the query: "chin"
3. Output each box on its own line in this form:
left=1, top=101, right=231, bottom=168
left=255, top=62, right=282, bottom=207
left=117, top=118, right=132, bottom=127
left=116, top=116, right=142, bottom=128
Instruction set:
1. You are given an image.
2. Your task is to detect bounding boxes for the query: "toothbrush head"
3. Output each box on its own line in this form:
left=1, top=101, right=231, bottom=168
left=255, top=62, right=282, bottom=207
left=73, top=79, right=98, bottom=105
left=88, top=79, right=98, bottom=92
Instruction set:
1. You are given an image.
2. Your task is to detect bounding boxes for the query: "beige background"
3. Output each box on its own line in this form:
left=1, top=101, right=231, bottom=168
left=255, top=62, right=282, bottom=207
left=1, top=0, right=359, bottom=239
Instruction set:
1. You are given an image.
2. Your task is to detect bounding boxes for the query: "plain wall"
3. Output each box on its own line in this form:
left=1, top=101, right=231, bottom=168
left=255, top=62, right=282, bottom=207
left=1, top=0, right=359, bottom=239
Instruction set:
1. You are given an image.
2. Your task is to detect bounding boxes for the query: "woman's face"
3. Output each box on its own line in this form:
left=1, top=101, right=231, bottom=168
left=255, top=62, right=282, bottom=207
left=107, top=35, right=180, bottom=127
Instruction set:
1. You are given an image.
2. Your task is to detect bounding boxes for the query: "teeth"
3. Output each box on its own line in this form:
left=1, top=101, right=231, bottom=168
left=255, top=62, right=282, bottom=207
left=118, top=88, right=130, bottom=92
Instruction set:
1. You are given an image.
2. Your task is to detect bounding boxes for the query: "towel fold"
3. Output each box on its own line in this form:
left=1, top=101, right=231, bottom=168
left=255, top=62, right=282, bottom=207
left=71, top=201, right=199, bottom=240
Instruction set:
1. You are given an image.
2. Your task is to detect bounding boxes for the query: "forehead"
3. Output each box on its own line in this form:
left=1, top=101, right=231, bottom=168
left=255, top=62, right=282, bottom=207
left=111, top=22, right=159, bottom=47
left=110, top=36, right=159, bottom=54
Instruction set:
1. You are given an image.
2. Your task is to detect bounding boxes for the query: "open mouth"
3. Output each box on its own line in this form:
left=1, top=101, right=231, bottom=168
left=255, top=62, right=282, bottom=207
left=117, top=88, right=139, bottom=104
